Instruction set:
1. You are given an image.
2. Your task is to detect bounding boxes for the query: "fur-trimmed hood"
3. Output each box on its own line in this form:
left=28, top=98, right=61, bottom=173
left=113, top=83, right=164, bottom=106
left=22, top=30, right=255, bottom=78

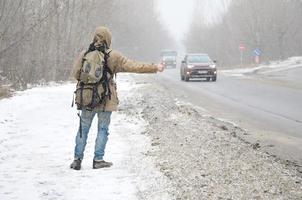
left=93, top=26, right=112, bottom=48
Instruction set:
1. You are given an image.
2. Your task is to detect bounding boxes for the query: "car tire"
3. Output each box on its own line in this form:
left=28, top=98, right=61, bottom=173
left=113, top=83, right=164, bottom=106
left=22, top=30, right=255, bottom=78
left=206, top=77, right=211, bottom=82
left=185, top=75, right=190, bottom=82
left=181, top=75, right=184, bottom=81
left=212, top=76, right=217, bottom=82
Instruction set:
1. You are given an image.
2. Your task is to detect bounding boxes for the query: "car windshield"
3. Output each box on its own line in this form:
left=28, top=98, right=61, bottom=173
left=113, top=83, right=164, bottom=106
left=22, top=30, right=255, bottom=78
left=163, top=56, right=176, bottom=61
left=187, top=55, right=211, bottom=63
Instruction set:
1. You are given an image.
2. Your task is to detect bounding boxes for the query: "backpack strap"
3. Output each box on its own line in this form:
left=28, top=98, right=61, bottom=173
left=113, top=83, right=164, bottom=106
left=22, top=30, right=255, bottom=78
left=104, top=50, right=113, bottom=76
left=106, top=49, right=117, bottom=79
left=98, top=49, right=113, bottom=112
left=102, top=51, right=112, bottom=99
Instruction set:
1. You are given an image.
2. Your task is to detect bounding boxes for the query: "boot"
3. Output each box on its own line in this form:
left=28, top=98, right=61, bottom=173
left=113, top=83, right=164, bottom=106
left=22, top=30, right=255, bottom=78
left=93, top=160, right=113, bottom=169
left=70, top=158, right=82, bottom=170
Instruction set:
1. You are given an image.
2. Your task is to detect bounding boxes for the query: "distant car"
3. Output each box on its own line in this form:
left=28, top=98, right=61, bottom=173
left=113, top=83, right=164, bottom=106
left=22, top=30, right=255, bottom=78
left=160, top=50, right=177, bottom=68
left=180, top=53, right=217, bottom=82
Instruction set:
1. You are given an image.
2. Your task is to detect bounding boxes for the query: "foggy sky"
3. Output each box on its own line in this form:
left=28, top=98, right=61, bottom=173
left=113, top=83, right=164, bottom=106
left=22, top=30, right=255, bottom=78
left=156, top=0, right=231, bottom=41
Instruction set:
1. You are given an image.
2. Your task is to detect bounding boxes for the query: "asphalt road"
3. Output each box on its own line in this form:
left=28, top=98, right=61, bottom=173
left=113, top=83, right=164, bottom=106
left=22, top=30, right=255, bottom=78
left=152, top=66, right=302, bottom=165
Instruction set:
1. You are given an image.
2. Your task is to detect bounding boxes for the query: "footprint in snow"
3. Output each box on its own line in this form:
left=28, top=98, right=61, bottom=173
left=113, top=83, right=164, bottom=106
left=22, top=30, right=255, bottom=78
left=37, top=180, right=56, bottom=186
left=40, top=189, right=63, bottom=198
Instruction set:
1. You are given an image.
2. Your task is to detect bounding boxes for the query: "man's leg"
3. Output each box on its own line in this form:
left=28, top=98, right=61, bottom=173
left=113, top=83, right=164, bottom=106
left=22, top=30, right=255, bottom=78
left=93, top=111, right=112, bottom=168
left=74, top=109, right=96, bottom=160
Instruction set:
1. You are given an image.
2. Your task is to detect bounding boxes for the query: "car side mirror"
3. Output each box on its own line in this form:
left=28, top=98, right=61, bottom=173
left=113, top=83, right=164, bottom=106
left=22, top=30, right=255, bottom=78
left=181, top=60, right=186, bottom=64
left=213, top=60, right=217, bottom=63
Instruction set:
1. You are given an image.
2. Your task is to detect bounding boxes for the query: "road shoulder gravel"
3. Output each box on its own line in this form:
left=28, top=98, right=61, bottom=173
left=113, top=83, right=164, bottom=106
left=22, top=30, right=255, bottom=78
left=122, top=74, right=302, bottom=200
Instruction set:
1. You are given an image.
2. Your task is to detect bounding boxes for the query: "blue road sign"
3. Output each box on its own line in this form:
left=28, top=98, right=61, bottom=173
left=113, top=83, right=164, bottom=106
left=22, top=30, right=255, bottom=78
left=254, top=48, right=262, bottom=56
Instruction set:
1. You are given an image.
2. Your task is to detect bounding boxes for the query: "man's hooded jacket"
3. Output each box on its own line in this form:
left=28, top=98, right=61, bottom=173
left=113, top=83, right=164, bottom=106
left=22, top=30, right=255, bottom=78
left=72, top=26, right=158, bottom=111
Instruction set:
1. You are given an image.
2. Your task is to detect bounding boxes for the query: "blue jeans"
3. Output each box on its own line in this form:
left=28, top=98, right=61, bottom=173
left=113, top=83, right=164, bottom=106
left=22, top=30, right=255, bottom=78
left=74, top=109, right=112, bottom=161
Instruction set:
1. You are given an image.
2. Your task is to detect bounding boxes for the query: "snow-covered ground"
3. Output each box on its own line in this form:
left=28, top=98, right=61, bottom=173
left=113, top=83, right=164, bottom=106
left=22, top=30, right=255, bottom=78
left=0, top=77, right=170, bottom=200
left=221, top=56, right=302, bottom=77
left=1, top=71, right=302, bottom=200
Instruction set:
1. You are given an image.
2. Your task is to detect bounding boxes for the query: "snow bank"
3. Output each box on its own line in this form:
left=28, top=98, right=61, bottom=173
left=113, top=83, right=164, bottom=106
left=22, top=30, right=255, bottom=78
left=221, top=56, right=302, bottom=77
left=0, top=75, right=170, bottom=200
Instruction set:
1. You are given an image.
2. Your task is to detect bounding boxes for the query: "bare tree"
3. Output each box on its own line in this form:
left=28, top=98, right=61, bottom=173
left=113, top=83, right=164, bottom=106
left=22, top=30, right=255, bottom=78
left=0, top=0, right=173, bottom=90
left=185, top=0, right=302, bottom=67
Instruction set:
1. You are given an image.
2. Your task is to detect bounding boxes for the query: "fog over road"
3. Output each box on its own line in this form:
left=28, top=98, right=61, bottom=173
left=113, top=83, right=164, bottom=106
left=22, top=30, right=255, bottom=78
left=152, top=66, right=302, bottom=164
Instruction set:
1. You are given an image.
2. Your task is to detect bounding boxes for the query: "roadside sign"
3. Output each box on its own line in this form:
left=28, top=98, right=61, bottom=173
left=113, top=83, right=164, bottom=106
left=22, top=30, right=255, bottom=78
left=253, top=48, right=262, bottom=56
left=239, top=44, right=246, bottom=51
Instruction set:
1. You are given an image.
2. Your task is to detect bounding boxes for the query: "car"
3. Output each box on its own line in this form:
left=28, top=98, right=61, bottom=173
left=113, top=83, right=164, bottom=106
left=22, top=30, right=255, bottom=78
left=180, top=53, right=217, bottom=82
left=160, top=50, right=177, bottom=68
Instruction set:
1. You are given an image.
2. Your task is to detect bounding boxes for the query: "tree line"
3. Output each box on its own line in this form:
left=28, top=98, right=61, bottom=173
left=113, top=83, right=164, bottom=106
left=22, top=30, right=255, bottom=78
left=186, top=0, right=302, bottom=67
left=0, top=0, right=173, bottom=89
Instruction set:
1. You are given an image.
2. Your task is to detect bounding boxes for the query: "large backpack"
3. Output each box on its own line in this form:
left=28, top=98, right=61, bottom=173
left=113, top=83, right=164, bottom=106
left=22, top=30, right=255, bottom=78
left=73, top=49, right=112, bottom=110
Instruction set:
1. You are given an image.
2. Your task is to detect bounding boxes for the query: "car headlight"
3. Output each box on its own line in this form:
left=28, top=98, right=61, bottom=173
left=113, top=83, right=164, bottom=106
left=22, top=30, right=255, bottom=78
left=210, top=64, right=216, bottom=68
left=187, top=65, right=194, bottom=69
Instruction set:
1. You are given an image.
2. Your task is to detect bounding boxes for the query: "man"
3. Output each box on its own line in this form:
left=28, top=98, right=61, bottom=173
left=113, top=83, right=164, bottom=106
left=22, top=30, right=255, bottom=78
left=70, top=26, right=164, bottom=170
